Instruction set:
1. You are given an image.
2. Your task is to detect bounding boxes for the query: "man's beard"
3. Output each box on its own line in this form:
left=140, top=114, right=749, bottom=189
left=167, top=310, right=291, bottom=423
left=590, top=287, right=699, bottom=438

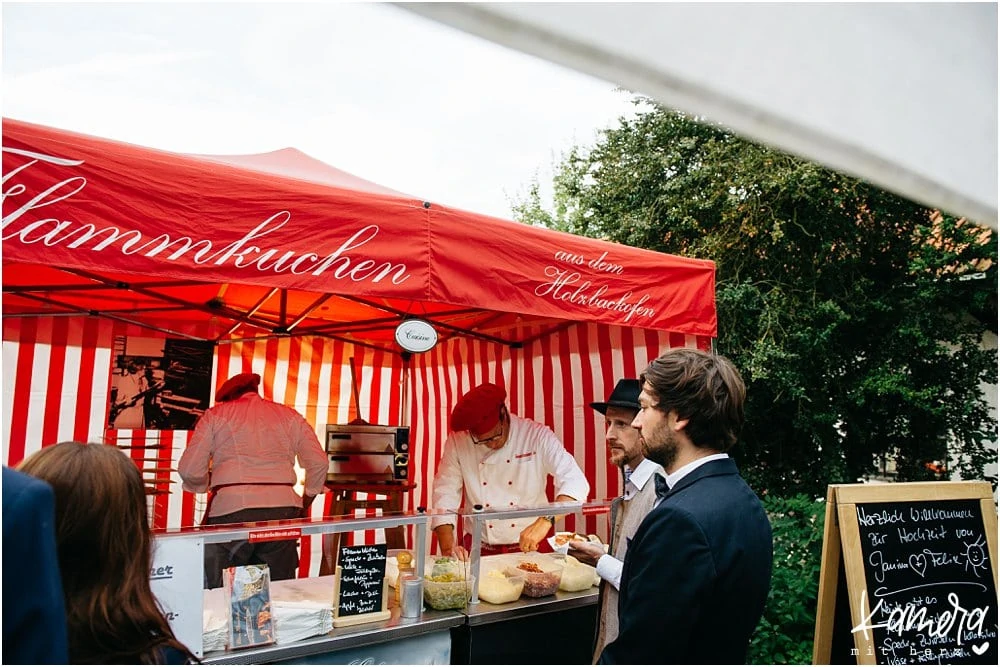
left=642, top=429, right=678, bottom=470
left=608, top=447, right=627, bottom=468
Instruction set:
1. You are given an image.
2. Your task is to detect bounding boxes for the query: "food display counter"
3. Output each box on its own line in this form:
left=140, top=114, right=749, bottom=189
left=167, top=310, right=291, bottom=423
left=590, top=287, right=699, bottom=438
left=151, top=511, right=440, bottom=663
left=151, top=501, right=611, bottom=664
left=448, top=502, right=606, bottom=665
left=462, top=588, right=598, bottom=627
left=452, top=590, right=599, bottom=665
left=203, top=604, right=462, bottom=665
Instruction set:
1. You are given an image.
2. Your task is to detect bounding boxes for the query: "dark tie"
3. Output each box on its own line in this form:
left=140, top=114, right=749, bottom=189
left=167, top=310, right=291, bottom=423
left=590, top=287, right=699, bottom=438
left=654, top=473, right=670, bottom=501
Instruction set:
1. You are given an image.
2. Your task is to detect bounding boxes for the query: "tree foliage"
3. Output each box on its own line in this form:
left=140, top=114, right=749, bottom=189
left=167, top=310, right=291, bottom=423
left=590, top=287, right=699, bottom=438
left=750, top=495, right=826, bottom=664
left=513, top=102, right=998, bottom=497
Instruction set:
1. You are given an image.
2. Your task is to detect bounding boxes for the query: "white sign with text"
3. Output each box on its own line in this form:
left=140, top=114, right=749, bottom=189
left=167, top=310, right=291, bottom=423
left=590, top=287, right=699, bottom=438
left=150, top=536, right=204, bottom=658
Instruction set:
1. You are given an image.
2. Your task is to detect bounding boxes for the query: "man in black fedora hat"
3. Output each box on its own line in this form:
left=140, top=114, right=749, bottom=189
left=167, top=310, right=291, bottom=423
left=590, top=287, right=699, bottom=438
left=568, top=378, right=665, bottom=663
left=598, top=349, right=772, bottom=664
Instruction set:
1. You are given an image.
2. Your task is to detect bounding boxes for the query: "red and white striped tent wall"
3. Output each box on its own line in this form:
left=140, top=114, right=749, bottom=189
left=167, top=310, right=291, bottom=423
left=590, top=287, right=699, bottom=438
left=2, top=118, right=716, bottom=577
left=1, top=315, right=708, bottom=577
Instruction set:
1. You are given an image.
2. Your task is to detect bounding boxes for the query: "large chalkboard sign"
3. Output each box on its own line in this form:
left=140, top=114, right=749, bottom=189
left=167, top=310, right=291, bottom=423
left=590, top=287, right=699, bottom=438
left=813, top=482, right=998, bottom=665
left=332, top=544, right=391, bottom=628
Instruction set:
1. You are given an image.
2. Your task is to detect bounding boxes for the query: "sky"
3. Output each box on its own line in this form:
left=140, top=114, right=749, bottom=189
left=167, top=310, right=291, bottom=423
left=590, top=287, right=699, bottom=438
left=1, top=1, right=639, bottom=220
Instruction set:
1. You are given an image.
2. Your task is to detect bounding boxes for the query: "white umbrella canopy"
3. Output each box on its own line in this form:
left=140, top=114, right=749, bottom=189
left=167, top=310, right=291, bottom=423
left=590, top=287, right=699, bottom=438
left=397, top=2, right=998, bottom=230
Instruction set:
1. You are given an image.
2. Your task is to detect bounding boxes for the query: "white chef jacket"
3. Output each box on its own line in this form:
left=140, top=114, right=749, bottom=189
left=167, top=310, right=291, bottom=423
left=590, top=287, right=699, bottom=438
left=178, top=392, right=329, bottom=518
left=431, top=413, right=590, bottom=545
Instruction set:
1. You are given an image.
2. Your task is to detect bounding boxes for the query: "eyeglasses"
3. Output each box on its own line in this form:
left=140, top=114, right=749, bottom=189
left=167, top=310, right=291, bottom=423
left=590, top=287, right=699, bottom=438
left=471, top=407, right=508, bottom=445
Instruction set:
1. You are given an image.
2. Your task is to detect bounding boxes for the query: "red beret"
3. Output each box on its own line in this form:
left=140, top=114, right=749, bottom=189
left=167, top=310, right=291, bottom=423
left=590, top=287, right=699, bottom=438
left=216, top=372, right=260, bottom=403
left=450, top=383, right=507, bottom=434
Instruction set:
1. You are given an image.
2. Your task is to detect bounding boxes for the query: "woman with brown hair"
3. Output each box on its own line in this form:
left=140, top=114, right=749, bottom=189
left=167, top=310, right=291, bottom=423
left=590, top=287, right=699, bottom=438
left=17, top=441, right=196, bottom=664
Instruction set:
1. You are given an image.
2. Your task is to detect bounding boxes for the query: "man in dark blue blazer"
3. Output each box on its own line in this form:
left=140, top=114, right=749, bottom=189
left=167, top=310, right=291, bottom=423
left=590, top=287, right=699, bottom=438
left=3, top=466, right=69, bottom=664
left=599, top=348, right=773, bottom=665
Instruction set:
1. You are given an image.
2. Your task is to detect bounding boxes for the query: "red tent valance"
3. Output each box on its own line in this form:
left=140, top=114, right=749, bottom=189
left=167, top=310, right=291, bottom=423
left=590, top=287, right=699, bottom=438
left=2, top=118, right=716, bottom=344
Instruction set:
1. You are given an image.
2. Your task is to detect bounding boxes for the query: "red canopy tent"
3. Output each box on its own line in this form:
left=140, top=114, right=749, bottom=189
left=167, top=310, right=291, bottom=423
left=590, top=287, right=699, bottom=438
left=2, top=118, right=716, bottom=573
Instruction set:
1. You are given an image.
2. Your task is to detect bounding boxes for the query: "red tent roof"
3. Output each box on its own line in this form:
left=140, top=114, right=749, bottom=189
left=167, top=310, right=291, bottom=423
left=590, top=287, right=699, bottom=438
left=193, top=147, right=413, bottom=198
left=2, top=118, right=716, bottom=348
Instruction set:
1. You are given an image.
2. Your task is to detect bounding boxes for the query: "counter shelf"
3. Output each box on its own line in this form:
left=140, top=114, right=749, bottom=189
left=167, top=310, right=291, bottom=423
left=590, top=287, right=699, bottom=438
left=462, top=587, right=598, bottom=626
left=201, top=604, right=465, bottom=665
left=153, top=504, right=614, bottom=663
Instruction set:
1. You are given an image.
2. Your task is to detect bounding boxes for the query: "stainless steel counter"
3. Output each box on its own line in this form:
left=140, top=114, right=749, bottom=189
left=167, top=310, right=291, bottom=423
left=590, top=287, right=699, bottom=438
left=200, top=585, right=599, bottom=663
left=201, top=606, right=465, bottom=665
left=462, top=587, right=599, bottom=626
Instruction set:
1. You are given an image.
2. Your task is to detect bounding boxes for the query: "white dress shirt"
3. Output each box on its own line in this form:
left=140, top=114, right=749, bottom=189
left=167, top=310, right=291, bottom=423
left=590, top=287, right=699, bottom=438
left=595, top=457, right=662, bottom=590
left=431, top=413, right=590, bottom=545
left=654, top=453, right=731, bottom=509
left=178, top=392, right=329, bottom=517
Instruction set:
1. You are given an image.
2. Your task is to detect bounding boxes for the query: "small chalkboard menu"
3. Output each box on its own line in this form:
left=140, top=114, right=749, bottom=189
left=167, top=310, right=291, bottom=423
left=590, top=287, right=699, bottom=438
left=813, top=482, right=998, bottom=665
left=332, top=544, right=391, bottom=628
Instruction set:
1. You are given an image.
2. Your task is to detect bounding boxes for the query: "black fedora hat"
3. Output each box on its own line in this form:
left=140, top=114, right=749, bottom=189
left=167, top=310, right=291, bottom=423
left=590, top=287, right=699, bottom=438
left=590, top=379, right=641, bottom=415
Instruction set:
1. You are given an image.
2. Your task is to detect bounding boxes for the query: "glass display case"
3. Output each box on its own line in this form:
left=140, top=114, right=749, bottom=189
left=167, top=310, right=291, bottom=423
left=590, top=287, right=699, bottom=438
left=149, top=500, right=614, bottom=664
left=151, top=510, right=462, bottom=664
left=459, top=500, right=581, bottom=604
left=448, top=500, right=613, bottom=665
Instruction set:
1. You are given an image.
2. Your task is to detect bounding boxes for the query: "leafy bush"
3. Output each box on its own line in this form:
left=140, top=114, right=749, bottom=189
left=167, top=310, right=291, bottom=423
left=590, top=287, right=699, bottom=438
left=749, top=494, right=826, bottom=664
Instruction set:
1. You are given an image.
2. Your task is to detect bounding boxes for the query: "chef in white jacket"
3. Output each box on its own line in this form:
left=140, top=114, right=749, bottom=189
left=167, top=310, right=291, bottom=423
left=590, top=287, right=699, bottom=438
left=431, top=382, right=590, bottom=558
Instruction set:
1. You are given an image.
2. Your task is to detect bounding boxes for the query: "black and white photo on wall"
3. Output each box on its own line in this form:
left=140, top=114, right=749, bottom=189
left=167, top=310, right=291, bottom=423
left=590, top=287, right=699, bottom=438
left=107, top=336, right=213, bottom=430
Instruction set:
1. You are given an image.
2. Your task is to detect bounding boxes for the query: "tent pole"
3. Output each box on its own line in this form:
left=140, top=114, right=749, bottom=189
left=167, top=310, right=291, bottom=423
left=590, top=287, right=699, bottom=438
left=219, top=331, right=396, bottom=354
left=99, top=306, right=194, bottom=315
left=221, top=287, right=280, bottom=336
left=3, top=278, right=206, bottom=293
left=463, top=310, right=507, bottom=332
left=400, top=356, right=410, bottom=428
left=285, top=293, right=335, bottom=332
left=2, top=311, right=83, bottom=318
left=296, top=307, right=484, bottom=336
left=297, top=314, right=405, bottom=335
left=207, top=302, right=279, bottom=331
left=8, top=292, right=208, bottom=340
left=59, top=267, right=278, bottom=333
left=517, top=321, right=576, bottom=346
left=343, top=295, right=517, bottom=346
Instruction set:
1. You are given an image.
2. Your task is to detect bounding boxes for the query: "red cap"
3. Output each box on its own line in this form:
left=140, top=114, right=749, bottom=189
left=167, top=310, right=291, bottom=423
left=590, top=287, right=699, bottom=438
left=216, top=372, right=260, bottom=403
left=450, top=383, right=507, bottom=434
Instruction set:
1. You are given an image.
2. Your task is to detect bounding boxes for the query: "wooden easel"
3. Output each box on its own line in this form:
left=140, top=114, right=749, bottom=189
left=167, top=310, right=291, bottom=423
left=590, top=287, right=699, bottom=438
left=812, top=481, right=998, bottom=665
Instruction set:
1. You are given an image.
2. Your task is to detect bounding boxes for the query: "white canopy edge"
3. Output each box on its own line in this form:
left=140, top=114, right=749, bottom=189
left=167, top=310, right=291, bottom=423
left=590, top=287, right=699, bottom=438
left=397, top=2, right=998, bottom=230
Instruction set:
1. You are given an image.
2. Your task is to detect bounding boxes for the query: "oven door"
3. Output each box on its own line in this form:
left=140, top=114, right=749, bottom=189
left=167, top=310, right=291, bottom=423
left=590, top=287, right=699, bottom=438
left=327, top=452, right=396, bottom=482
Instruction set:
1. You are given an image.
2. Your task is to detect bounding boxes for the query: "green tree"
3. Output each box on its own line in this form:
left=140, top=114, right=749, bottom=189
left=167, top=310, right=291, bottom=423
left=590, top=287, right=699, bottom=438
left=514, top=102, right=998, bottom=497
left=750, top=495, right=826, bottom=664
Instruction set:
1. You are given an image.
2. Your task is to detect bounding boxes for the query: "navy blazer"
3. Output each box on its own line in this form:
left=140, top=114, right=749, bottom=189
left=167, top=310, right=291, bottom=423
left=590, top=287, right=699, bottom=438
left=2, top=467, right=70, bottom=664
left=599, top=458, right=773, bottom=665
